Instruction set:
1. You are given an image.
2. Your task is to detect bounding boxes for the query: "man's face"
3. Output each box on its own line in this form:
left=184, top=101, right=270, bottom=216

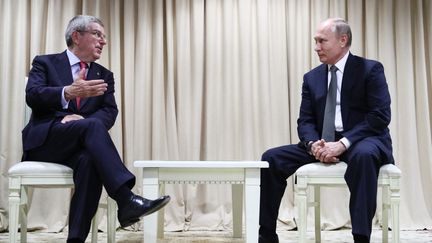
left=74, top=22, right=107, bottom=62
left=314, top=22, right=347, bottom=65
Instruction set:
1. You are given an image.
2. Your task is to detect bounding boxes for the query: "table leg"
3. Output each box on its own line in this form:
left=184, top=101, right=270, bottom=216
left=142, top=168, right=160, bottom=243
left=232, top=184, right=243, bottom=238
left=244, top=168, right=261, bottom=243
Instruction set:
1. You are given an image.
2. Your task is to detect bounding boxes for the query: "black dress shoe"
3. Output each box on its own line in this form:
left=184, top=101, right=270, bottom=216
left=66, top=239, right=84, bottom=243
left=118, top=194, right=170, bottom=227
left=259, top=234, right=279, bottom=243
left=353, top=234, right=370, bottom=243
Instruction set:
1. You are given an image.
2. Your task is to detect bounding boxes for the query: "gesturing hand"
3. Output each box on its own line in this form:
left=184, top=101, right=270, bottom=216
left=64, top=68, right=107, bottom=100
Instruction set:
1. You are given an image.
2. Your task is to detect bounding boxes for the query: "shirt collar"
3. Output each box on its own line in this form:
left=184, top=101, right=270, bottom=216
left=66, top=49, right=90, bottom=67
left=328, top=51, right=350, bottom=73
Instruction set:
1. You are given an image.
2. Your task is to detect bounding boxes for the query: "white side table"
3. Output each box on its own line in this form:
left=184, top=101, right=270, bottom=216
left=133, top=160, right=269, bottom=243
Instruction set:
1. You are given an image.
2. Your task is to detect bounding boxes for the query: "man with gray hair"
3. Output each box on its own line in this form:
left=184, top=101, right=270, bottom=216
left=22, top=15, right=170, bottom=242
left=259, top=18, right=393, bottom=243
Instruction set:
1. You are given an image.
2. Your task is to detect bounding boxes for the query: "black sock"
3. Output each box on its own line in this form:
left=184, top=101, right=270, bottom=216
left=113, top=184, right=134, bottom=209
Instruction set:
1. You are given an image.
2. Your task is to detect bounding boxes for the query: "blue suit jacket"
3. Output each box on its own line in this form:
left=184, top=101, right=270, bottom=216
left=22, top=51, right=118, bottom=151
left=297, top=53, right=394, bottom=164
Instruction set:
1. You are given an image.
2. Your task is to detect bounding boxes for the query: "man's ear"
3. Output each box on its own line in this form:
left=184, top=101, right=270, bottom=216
left=71, top=31, right=80, bottom=46
left=340, top=34, right=348, bottom=47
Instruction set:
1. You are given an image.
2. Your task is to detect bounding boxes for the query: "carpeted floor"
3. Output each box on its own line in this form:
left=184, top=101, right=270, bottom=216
left=1, top=228, right=432, bottom=242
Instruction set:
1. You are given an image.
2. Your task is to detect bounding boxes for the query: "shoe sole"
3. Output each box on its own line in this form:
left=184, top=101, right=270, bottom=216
left=120, top=197, right=171, bottom=228
left=120, top=218, right=140, bottom=228
left=142, top=196, right=171, bottom=217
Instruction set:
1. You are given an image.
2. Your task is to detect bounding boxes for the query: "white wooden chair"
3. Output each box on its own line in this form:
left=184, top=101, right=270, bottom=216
left=8, top=162, right=117, bottom=243
left=295, top=162, right=401, bottom=243
left=8, top=78, right=117, bottom=242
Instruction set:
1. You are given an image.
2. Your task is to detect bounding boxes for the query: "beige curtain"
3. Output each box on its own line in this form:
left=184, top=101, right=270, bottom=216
left=1, top=0, right=431, bottom=233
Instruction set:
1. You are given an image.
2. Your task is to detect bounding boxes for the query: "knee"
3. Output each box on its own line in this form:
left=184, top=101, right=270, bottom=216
left=346, top=146, right=380, bottom=174
left=349, top=146, right=378, bottom=163
left=261, top=146, right=288, bottom=169
left=261, top=147, right=278, bottom=164
left=76, top=118, right=107, bottom=135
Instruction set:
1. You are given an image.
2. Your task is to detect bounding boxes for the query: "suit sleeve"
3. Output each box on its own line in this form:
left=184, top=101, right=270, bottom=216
left=297, top=74, right=321, bottom=144
left=26, top=56, right=64, bottom=113
left=342, top=62, right=391, bottom=144
left=86, top=71, right=118, bottom=130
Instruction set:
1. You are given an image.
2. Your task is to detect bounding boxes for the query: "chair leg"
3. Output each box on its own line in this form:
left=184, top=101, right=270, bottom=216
left=296, top=177, right=308, bottom=243
left=107, top=197, right=117, bottom=243
left=8, top=178, right=21, bottom=243
left=157, top=184, right=165, bottom=239
left=390, top=178, right=400, bottom=243
left=20, top=186, right=29, bottom=243
left=91, top=210, right=99, bottom=243
left=20, top=205, right=28, bottom=243
left=91, top=196, right=117, bottom=243
left=382, top=186, right=389, bottom=243
left=232, top=184, right=243, bottom=238
left=314, top=186, right=321, bottom=243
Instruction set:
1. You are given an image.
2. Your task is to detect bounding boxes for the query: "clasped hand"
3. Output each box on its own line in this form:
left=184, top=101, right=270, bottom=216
left=64, top=68, right=107, bottom=100
left=311, top=139, right=346, bottom=163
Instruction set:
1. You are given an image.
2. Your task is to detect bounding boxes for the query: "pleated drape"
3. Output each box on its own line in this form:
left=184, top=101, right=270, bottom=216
left=1, top=0, right=431, bottom=233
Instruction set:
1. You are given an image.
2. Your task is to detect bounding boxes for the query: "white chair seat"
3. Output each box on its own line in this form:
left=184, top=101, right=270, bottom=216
left=8, top=161, right=117, bottom=243
left=295, top=162, right=348, bottom=176
left=295, top=162, right=401, bottom=243
left=9, top=161, right=73, bottom=174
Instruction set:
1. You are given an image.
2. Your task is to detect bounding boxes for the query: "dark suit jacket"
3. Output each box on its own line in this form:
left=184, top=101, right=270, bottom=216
left=297, top=53, right=394, bottom=164
left=22, top=51, right=118, bottom=151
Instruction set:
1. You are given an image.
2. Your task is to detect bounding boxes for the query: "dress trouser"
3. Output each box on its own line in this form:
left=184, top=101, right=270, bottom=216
left=24, top=118, right=135, bottom=241
left=259, top=138, right=382, bottom=240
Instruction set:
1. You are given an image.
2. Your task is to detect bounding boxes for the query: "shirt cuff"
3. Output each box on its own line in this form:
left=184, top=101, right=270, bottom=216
left=339, top=137, right=351, bottom=149
left=61, top=87, right=69, bottom=109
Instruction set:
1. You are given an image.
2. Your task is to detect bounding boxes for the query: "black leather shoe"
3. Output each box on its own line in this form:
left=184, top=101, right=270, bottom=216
left=353, top=234, right=370, bottom=243
left=259, top=234, right=279, bottom=243
left=118, top=194, right=170, bottom=227
left=66, top=239, right=84, bottom=243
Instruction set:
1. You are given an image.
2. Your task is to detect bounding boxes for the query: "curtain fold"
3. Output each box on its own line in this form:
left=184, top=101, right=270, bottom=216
left=1, top=0, right=431, bottom=233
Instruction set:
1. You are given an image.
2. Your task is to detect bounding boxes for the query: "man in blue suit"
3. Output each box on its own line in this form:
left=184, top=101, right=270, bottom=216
left=258, top=18, right=394, bottom=243
left=22, top=15, right=170, bottom=243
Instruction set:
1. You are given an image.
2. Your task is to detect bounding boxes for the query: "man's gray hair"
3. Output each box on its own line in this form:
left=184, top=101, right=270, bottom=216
left=330, top=18, right=352, bottom=47
left=65, top=15, right=104, bottom=47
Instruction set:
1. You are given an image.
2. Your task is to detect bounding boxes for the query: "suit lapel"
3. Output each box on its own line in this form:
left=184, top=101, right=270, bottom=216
left=54, top=52, right=79, bottom=110
left=316, top=64, right=329, bottom=125
left=54, top=51, right=74, bottom=86
left=341, top=53, right=357, bottom=94
left=86, top=63, right=102, bottom=80
left=340, top=53, right=357, bottom=124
